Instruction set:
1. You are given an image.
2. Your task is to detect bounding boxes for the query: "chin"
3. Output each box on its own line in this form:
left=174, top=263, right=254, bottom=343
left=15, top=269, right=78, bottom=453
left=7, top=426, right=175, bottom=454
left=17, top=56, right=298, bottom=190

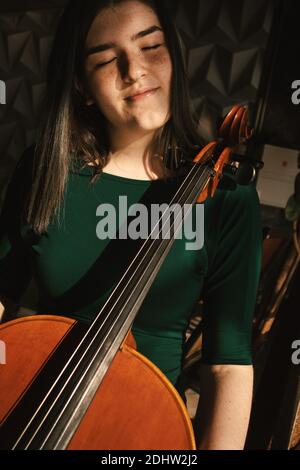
left=136, top=112, right=169, bottom=131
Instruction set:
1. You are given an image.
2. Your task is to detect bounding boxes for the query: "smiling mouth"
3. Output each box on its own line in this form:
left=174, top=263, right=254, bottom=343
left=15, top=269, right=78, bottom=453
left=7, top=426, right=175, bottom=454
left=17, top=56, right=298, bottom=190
left=125, top=88, right=159, bottom=102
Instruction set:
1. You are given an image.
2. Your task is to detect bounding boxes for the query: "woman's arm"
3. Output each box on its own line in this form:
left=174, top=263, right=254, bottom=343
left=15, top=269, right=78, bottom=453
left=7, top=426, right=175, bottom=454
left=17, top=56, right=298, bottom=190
left=195, top=364, right=253, bottom=450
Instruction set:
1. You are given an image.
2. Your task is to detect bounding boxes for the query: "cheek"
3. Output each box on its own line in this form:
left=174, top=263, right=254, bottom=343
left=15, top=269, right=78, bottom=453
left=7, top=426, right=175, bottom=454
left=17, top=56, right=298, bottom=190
left=154, top=54, right=172, bottom=91
left=89, top=73, right=118, bottom=111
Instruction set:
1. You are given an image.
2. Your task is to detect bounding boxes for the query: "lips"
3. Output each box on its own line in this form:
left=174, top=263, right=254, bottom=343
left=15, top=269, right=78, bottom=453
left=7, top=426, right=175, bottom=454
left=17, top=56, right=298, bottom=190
left=125, top=87, right=159, bottom=101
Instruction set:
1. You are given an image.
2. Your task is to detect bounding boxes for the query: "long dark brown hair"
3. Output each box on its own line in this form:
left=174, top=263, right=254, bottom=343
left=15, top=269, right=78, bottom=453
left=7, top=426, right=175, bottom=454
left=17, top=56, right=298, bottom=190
left=26, top=0, right=203, bottom=234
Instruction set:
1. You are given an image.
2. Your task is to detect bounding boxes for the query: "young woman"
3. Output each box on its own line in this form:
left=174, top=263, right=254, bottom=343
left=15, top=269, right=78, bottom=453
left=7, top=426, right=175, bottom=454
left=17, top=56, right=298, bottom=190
left=0, top=0, right=262, bottom=449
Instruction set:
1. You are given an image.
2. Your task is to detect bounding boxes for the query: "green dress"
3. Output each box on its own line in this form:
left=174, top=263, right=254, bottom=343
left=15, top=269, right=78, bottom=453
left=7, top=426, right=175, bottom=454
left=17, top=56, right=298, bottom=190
left=0, top=154, right=262, bottom=387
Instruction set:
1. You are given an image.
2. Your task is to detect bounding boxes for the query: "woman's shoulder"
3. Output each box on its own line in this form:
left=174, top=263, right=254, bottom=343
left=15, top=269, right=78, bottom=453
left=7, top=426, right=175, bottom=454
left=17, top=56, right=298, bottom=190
left=204, top=183, right=261, bottom=221
left=223, top=182, right=260, bottom=205
left=202, top=183, right=262, bottom=262
left=222, top=184, right=262, bottom=234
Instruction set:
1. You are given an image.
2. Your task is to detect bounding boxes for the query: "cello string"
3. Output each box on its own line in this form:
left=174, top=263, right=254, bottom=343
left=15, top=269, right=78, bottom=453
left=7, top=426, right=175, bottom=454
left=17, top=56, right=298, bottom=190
left=14, top=158, right=212, bottom=448
left=35, top=164, right=212, bottom=450
left=16, top=160, right=210, bottom=449
left=39, top=177, right=209, bottom=451
left=11, top=159, right=199, bottom=445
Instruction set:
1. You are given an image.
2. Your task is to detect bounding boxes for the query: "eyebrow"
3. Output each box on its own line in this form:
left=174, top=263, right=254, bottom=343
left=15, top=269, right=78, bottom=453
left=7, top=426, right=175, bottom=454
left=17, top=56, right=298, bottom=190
left=85, top=25, right=163, bottom=57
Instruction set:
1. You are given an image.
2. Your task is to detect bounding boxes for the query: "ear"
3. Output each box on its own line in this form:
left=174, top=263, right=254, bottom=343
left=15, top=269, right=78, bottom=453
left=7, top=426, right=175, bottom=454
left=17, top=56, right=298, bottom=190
left=74, top=77, right=95, bottom=106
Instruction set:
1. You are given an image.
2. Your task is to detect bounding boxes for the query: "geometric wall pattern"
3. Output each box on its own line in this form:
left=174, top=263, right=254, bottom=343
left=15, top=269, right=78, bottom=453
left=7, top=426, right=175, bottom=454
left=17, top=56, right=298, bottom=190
left=0, top=7, right=64, bottom=206
left=0, top=0, right=274, bottom=208
left=174, top=0, right=274, bottom=142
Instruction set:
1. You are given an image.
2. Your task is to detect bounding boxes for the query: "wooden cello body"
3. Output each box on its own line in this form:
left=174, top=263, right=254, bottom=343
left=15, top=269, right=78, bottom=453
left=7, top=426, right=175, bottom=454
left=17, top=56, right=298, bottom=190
left=0, top=315, right=196, bottom=450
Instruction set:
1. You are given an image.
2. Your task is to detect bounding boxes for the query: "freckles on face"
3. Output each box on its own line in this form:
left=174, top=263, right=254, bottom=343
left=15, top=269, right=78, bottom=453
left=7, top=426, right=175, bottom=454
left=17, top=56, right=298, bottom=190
left=83, top=0, right=173, bottom=132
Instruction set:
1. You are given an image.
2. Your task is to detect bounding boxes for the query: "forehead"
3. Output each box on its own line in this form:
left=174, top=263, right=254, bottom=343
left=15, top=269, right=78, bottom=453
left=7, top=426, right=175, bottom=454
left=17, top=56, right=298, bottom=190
left=86, top=0, right=162, bottom=47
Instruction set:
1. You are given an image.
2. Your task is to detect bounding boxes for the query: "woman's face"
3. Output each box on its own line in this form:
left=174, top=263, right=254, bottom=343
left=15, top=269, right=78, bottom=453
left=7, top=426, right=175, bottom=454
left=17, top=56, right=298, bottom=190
left=83, top=0, right=172, bottom=135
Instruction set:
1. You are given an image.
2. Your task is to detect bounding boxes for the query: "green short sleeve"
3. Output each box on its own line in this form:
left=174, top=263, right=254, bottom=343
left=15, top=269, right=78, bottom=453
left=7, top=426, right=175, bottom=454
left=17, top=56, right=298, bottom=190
left=201, top=184, right=263, bottom=364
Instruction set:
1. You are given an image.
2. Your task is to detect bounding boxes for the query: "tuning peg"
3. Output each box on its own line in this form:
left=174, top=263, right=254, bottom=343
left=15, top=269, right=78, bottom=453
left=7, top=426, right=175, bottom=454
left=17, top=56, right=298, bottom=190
left=222, top=159, right=264, bottom=186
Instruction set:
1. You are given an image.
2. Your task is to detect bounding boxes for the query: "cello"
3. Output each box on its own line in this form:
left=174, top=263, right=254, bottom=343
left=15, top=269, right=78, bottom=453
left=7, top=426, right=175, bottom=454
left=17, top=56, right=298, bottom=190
left=0, top=105, right=253, bottom=450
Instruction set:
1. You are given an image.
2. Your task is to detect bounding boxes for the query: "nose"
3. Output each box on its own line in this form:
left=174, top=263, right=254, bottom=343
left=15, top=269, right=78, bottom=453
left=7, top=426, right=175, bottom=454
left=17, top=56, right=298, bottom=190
left=120, top=50, right=146, bottom=83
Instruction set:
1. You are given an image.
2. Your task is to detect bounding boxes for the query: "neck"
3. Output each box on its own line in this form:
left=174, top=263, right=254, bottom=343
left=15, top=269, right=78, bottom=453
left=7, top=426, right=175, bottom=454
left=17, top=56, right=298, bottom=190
left=104, top=127, right=163, bottom=180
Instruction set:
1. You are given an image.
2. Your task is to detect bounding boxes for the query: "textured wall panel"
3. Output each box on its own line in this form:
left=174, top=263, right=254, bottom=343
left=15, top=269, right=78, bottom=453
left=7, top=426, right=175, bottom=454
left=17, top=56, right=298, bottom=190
left=0, top=1, right=67, bottom=13
left=175, top=0, right=274, bottom=141
left=0, top=8, right=63, bottom=204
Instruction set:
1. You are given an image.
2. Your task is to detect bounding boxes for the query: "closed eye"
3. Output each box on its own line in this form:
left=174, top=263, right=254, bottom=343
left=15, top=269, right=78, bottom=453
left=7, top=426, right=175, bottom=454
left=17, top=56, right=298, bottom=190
left=142, top=44, right=162, bottom=50
left=95, top=57, right=116, bottom=68
left=95, top=44, right=163, bottom=69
